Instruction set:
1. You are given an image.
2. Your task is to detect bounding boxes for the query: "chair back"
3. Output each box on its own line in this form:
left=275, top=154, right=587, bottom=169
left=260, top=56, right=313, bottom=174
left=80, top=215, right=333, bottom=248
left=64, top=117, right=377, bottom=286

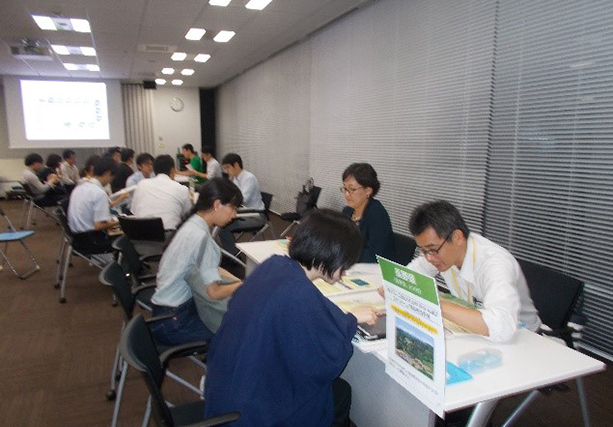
left=55, top=208, right=75, bottom=239
left=518, top=259, right=583, bottom=337
left=99, top=261, right=136, bottom=322
left=120, top=314, right=174, bottom=426
left=295, top=186, right=322, bottom=217
left=21, top=183, right=35, bottom=199
left=261, top=192, right=273, bottom=219
left=392, top=232, right=417, bottom=265
left=118, top=216, right=165, bottom=242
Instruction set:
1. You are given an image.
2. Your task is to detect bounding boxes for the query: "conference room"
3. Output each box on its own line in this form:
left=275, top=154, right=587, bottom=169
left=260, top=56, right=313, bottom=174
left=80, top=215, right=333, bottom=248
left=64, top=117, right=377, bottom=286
left=0, top=0, right=611, bottom=426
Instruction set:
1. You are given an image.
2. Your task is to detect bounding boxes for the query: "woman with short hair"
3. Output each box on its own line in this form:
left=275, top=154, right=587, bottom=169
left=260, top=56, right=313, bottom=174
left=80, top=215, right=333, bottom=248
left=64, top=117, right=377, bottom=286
left=205, top=209, right=378, bottom=427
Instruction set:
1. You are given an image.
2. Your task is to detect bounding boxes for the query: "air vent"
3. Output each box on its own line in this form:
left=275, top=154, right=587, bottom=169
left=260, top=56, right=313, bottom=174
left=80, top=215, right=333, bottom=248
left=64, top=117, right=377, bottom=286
left=10, top=44, right=53, bottom=61
left=138, top=44, right=176, bottom=53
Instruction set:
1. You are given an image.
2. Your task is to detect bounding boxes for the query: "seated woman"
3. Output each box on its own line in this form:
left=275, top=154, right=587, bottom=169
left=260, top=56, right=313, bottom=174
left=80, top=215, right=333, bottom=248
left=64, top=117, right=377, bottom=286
left=341, top=163, right=396, bottom=263
left=205, top=209, right=379, bottom=427
left=149, top=177, right=244, bottom=346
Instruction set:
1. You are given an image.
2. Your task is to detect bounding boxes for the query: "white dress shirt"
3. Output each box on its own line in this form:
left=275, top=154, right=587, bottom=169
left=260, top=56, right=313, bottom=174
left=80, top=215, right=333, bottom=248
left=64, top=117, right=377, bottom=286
left=67, top=179, right=111, bottom=233
left=131, top=174, right=192, bottom=230
left=232, top=169, right=264, bottom=210
left=408, top=232, right=541, bottom=342
left=206, top=157, right=222, bottom=179
left=59, top=161, right=80, bottom=185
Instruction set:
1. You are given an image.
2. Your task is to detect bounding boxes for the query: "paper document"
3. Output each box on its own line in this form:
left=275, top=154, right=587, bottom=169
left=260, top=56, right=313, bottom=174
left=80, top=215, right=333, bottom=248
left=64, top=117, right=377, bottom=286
left=110, top=185, right=137, bottom=199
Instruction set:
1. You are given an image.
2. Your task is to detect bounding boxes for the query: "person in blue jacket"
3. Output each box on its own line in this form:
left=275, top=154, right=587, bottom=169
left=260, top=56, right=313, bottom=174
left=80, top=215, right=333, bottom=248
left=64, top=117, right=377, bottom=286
left=204, top=209, right=379, bottom=427
left=341, top=163, right=396, bottom=263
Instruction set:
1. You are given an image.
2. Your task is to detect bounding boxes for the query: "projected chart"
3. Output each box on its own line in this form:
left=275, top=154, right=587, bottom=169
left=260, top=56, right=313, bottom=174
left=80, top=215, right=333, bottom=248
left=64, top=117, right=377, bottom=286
left=20, top=80, right=110, bottom=140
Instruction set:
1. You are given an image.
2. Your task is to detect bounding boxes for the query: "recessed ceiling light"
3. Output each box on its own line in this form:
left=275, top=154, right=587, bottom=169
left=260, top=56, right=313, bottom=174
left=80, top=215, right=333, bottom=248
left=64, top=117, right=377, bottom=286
left=245, top=0, right=274, bottom=10
left=155, top=78, right=167, bottom=85
left=181, top=69, right=194, bottom=76
left=171, top=52, right=187, bottom=61
left=86, top=64, right=100, bottom=72
left=171, top=79, right=183, bottom=86
left=63, top=63, right=99, bottom=71
left=51, top=45, right=70, bottom=55
left=185, top=28, right=206, bottom=41
left=81, top=47, right=96, bottom=56
left=71, top=18, right=91, bottom=33
left=214, top=30, right=235, bottom=43
left=209, top=0, right=232, bottom=6
left=64, top=63, right=78, bottom=70
left=32, top=15, right=56, bottom=30
left=194, top=54, right=211, bottom=63
left=162, top=68, right=175, bottom=75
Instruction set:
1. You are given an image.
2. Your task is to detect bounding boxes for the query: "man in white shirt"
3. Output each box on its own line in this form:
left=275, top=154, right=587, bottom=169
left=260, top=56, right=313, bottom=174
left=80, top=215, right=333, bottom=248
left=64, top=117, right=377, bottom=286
left=217, top=153, right=266, bottom=255
left=203, top=146, right=222, bottom=179
left=131, top=154, right=192, bottom=230
left=59, top=149, right=79, bottom=191
left=67, top=157, right=118, bottom=252
left=402, top=200, right=541, bottom=343
left=21, top=153, right=61, bottom=206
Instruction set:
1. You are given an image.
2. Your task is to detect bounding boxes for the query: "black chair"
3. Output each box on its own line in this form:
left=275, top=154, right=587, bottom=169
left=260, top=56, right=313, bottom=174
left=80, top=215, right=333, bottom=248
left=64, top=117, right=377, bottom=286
left=391, top=232, right=417, bottom=265
left=234, top=192, right=275, bottom=241
left=118, top=216, right=167, bottom=257
left=120, top=314, right=240, bottom=427
left=502, top=259, right=591, bottom=427
left=279, top=185, right=322, bottom=237
left=101, top=262, right=209, bottom=427
left=0, top=207, right=40, bottom=279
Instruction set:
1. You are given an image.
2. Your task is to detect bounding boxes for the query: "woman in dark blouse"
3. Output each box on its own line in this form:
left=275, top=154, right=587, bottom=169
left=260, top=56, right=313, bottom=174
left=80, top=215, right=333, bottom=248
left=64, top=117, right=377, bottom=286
left=341, top=163, right=396, bottom=263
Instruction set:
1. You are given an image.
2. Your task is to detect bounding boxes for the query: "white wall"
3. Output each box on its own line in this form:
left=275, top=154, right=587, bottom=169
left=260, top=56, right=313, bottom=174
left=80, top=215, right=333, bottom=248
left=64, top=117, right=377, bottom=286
left=151, top=86, right=201, bottom=157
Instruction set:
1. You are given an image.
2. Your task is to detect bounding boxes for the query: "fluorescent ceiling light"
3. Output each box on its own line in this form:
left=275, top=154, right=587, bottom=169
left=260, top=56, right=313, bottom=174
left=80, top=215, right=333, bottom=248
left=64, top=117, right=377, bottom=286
left=86, top=64, right=100, bottom=72
left=63, top=63, right=99, bottom=71
left=155, top=79, right=167, bottom=85
left=70, top=18, right=91, bottom=33
left=63, top=63, right=78, bottom=70
left=32, top=15, right=56, bottom=30
left=194, top=54, right=211, bottom=63
left=81, top=47, right=96, bottom=56
left=162, top=68, right=175, bottom=75
left=245, top=0, right=274, bottom=10
left=185, top=28, right=206, bottom=41
left=214, top=30, right=235, bottom=43
left=51, top=45, right=70, bottom=55
left=171, top=52, right=187, bottom=61
left=209, top=0, right=232, bottom=6
left=181, top=69, right=194, bottom=76
left=171, top=79, right=183, bottom=86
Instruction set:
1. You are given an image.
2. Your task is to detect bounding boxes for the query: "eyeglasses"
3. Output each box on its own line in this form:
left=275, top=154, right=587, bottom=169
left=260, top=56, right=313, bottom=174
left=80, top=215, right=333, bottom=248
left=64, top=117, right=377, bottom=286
left=420, top=231, right=454, bottom=258
left=340, top=186, right=364, bottom=194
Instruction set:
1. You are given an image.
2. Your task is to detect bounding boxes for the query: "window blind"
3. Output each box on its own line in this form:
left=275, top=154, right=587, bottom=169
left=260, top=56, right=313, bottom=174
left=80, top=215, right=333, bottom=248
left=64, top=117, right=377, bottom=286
left=483, top=0, right=613, bottom=355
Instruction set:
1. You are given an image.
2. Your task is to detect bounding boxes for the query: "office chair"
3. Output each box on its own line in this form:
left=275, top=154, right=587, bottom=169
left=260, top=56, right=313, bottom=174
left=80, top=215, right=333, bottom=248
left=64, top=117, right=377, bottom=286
left=279, top=185, right=322, bottom=237
left=234, top=192, right=275, bottom=242
left=19, top=183, right=59, bottom=229
left=120, top=314, right=240, bottom=427
left=55, top=207, right=112, bottom=303
left=101, top=262, right=209, bottom=427
left=392, top=232, right=417, bottom=265
left=501, top=259, right=591, bottom=427
left=0, top=207, right=40, bottom=279
left=118, top=216, right=167, bottom=257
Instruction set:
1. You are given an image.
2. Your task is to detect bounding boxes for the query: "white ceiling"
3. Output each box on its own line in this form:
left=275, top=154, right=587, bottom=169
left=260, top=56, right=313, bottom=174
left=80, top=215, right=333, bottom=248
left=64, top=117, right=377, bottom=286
left=0, top=0, right=371, bottom=88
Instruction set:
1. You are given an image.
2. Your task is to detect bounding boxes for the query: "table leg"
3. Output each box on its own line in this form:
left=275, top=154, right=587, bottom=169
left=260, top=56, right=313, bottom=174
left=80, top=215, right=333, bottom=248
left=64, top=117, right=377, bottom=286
left=466, top=399, right=498, bottom=427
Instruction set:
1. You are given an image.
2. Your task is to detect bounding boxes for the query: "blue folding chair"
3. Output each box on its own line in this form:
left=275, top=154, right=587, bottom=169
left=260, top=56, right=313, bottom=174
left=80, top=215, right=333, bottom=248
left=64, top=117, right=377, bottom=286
left=0, top=206, right=40, bottom=279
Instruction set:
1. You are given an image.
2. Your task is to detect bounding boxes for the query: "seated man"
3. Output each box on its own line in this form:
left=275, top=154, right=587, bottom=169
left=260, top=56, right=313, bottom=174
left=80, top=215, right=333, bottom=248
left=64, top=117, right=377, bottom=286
left=21, top=153, right=62, bottom=206
left=130, top=154, right=192, bottom=231
left=126, top=152, right=155, bottom=188
left=59, top=149, right=79, bottom=193
left=67, top=157, right=119, bottom=253
left=175, top=143, right=205, bottom=185
left=181, top=146, right=222, bottom=181
left=111, top=148, right=135, bottom=193
left=218, top=153, right=265, bottom=255
left=404, top=200, right=541, bottom=343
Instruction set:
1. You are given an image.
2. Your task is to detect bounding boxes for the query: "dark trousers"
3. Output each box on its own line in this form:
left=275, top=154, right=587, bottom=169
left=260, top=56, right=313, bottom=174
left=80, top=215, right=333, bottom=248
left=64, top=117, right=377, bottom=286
left=332, top=378, right=352, bottom=427
left=72, top=230, right=114, bottom=254
left=150, top=298, right=213, bottom=347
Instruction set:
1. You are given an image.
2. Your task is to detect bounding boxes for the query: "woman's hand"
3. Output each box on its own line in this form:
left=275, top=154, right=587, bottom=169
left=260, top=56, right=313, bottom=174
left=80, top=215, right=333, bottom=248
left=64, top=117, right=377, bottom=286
left=350, top=306, right=379, bottom=325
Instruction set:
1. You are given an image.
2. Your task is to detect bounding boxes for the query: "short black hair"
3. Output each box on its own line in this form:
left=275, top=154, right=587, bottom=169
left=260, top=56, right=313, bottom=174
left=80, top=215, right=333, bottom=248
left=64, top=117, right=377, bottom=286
left=135, top=152, right=154, bottom=166
left=25, top=153, right=43, bottom=166
left=107, top=146, right=121, bottom=156
left=46, top=154, right=62, bottom=169
left=342, top=163, right=381, bottom=197
left=409, top=200, right=470, bottom=240
left=62, top=149, right=76, bottom=160
left=82, top=155, right=101, bottom=177
left=289, top=209, right=363, bottom=277
left=182, top=143, right=195, bottom=153
left=221, top=153, right=242, bottom=169
left=93, top=156, right=118, bottom=177
left=120, top=148, right=135, bottom=162
left=202, top=146, right=214, bottom=156
left=153, top=154, right=175, bottom=175
left=194, top=177, right=243, bottom=212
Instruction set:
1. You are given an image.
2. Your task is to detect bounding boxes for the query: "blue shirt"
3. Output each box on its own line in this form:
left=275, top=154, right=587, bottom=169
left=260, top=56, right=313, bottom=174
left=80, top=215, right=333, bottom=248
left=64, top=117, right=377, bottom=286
left=232, top=169, right=264, bottom=210
left=204, top=255, right=357, bottom=427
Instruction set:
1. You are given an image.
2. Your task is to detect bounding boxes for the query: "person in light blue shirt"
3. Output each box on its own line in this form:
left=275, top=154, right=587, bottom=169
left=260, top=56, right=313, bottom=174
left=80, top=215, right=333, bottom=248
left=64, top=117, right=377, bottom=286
left=126, top=152, right=155, bottom=188
left=150, top=177, right=244, bottom=346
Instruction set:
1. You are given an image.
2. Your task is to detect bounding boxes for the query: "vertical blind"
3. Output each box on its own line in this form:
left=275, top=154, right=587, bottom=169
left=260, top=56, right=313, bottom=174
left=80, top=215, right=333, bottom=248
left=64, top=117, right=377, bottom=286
left=483, top=0, right=613, bottom=355
left=122, top=84, right=155, bottom=155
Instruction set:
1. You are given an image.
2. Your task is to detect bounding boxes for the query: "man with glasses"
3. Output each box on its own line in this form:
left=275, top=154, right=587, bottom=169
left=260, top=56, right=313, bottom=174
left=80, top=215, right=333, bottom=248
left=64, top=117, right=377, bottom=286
left=405, top=200, right=541, bottom=343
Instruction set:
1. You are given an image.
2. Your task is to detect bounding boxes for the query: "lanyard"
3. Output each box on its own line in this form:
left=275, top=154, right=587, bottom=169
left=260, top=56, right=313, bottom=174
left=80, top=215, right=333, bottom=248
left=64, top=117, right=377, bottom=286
left=450, top=235, right=476, bottom=304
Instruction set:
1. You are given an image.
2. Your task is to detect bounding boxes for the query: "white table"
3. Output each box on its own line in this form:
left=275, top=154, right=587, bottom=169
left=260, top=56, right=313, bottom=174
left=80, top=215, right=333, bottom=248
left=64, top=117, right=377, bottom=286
left=236, top=240, right=606, bottom=427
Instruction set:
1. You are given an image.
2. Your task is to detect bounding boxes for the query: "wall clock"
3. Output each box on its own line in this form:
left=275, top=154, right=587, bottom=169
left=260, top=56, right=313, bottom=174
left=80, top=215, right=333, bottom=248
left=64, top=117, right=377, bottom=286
left=170, top=97, right=184, bottom=112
